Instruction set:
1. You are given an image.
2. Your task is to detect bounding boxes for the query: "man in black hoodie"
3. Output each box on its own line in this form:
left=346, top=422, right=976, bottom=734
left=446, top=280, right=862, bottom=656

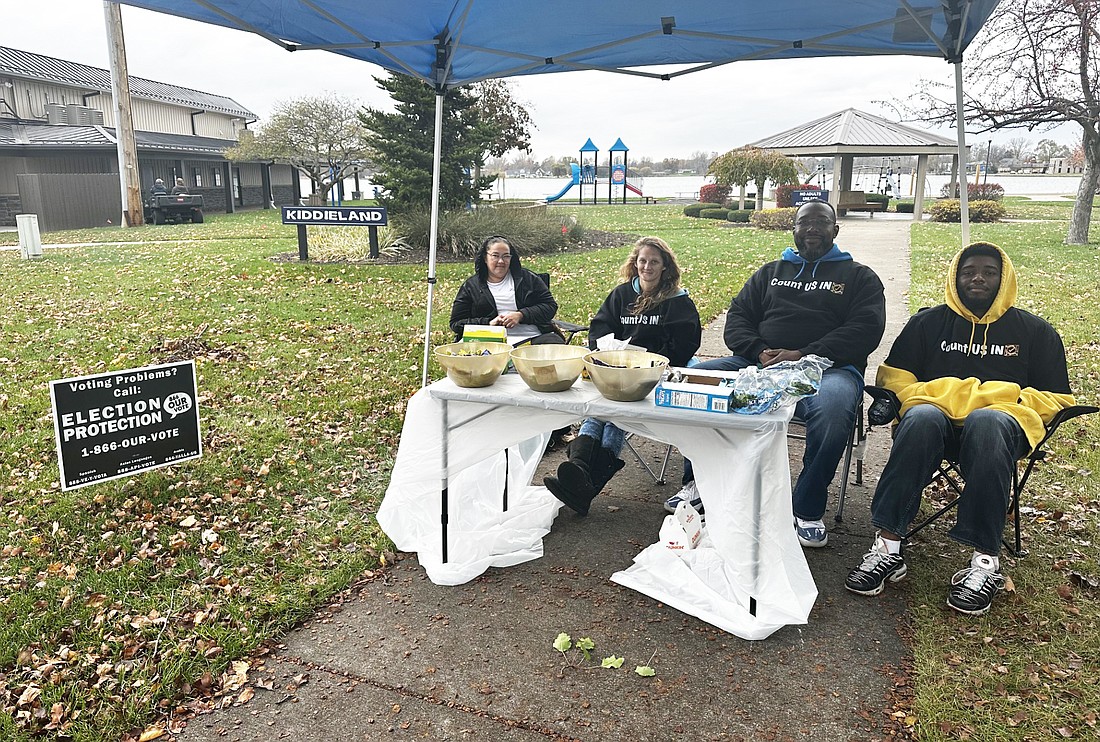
left=671, top=201, right=886, bottom=548
left=845, top=242, right=1074, bottom=615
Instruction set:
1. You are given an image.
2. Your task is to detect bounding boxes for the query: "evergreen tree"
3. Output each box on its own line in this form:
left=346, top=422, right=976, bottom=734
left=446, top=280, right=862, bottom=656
left=360, top=74, right=496, bottom=214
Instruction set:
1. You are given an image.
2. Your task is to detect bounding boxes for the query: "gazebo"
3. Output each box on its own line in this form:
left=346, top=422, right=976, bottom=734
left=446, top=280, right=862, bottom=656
left=748, top=108, right=967, bottom=220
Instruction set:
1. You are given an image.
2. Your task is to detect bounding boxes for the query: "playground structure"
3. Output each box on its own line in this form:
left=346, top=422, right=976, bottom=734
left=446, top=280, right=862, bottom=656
left=543, top=137, right=654, bottom=204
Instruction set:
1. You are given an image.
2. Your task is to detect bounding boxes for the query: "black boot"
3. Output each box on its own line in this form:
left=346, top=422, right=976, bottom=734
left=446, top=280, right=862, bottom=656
left=544, top=435, right=598, bottom=515
left=590, top=447, right=626, bottom=493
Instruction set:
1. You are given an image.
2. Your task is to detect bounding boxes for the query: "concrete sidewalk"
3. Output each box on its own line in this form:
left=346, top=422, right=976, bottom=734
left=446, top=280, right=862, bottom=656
left=175, top=216, right=913, bottom=742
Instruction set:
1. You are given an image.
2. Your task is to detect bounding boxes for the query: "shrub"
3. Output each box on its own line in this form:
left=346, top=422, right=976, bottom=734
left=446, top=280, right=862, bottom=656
left=700, top=208, right=730, bottom=220
left=895, top=201, right=915, bottom=213
left=683, top=203, right=711, bottom=217
left=396, top=205, right=576, bottom=257
left=939, top=182, right=1005, bottom=201
left=775, top=183, right=820, bottom=209
left=927, top=199, right=1006, bottom=223
left=699, top=183, right=732, bottom=204
left=309, top=225, right=411, bottom=261
left=750, top=207, right=797, bottom=230
left=726, top=209, right=753, bottom=223
left=970, top=182, right=1005, bottom=201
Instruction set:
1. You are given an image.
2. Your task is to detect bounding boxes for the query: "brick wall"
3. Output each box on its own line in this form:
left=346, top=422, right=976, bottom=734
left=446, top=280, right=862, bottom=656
left=0, top=194, right=21, bottom=226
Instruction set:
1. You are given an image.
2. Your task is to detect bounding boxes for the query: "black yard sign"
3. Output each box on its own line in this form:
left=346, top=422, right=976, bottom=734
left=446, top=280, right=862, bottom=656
left=50, top=361, right=202, bottom=490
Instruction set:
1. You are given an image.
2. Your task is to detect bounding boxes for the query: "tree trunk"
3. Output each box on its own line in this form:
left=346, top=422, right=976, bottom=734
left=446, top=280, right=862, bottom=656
left=1066, top=132, right=1099, bottom=245
left=738, top=184, right=747, bottom=210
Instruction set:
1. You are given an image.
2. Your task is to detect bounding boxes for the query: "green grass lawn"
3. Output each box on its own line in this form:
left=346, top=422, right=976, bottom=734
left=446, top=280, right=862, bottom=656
left=903, top=220, right=1100, bottom=741
left=1, top=203, right=1097, bottom=740
left=0, top=204, right=779, bottom=740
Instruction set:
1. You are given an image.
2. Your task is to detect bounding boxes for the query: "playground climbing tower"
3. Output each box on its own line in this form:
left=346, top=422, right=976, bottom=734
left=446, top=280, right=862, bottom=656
left=579, top=138, right=599, bottom=205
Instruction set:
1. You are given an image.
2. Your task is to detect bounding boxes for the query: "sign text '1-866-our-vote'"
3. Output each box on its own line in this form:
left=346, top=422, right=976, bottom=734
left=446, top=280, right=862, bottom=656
left=50, top=361, right=202, bottom=491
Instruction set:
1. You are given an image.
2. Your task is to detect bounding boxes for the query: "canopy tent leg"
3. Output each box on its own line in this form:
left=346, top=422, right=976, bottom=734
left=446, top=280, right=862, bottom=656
left=953, top=59, right=971, bottom=246
left=422, top=93, right=445, bottom=387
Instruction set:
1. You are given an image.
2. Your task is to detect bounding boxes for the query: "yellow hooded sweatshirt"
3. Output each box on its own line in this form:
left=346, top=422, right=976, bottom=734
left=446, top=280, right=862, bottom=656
left=876, top=242, right=1074, bottom=451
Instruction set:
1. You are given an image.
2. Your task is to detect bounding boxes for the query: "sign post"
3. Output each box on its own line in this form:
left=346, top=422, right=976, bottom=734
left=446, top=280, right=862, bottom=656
left=281, top=206, right=389, bottom=261
left=50, top=361, right=202, bottom=491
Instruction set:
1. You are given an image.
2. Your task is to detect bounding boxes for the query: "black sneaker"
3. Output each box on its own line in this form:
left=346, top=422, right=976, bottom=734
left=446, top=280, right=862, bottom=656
left=845, top=537, right=907, bottom=596
left=947, top=554, right=1004, bottom=616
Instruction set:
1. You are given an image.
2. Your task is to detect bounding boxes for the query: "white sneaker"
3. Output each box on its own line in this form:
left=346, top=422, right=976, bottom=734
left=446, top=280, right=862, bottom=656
left=795, top=517, right=828, bottom=547
left=664, top=481, right=704, bottom=515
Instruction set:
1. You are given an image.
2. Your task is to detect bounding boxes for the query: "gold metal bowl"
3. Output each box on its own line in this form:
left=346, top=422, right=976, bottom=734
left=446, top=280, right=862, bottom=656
left=583, top=350, right=669, bottom=402
left=433, top=342, right=512, bottom=387
left=510, top=344, right=589, bottom=392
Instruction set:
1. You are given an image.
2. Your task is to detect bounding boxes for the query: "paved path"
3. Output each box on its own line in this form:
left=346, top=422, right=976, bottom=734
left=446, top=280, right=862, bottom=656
left=175, top=216, right=915, bottom=742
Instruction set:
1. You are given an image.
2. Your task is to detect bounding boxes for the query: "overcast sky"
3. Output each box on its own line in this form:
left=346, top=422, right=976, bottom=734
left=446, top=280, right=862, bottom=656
left=7, top=1, right=1078, bottom=162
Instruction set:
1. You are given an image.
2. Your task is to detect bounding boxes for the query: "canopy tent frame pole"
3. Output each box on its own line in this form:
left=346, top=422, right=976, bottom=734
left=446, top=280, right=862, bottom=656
left=421, top=92, right=445, bottom=387
left=953, top=59, right=971, bottom=246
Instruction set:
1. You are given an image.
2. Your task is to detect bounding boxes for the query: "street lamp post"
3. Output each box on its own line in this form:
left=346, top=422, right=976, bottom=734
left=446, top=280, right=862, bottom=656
left=984, top=139, right=992, bottom=185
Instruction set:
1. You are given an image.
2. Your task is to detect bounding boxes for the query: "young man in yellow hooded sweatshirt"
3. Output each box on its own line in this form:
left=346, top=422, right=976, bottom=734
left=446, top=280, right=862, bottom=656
left=845, top=242, right=1075, bottom=615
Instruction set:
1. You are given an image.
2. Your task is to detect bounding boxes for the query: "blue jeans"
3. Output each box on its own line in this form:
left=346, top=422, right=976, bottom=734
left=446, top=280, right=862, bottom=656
left=870, top=405, right=1028, bottom=556
left=578, top=419, right=625, bottom=456
left=684, top=356, right=863, bottom=521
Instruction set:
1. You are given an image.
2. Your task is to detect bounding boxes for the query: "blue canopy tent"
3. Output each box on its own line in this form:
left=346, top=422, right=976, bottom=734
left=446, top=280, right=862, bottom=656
left=111, top=0, right=1003, bottom=384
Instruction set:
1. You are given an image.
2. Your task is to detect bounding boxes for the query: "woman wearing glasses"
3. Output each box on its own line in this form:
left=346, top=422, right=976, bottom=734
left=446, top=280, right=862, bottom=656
left=545, top=236, right=701, bottom=516
left=449, top=235, right=565, bottom=346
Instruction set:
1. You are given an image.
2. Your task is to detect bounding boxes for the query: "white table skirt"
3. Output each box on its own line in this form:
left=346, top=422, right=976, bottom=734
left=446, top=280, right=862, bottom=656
left=377, top=374, right=817, bottom=640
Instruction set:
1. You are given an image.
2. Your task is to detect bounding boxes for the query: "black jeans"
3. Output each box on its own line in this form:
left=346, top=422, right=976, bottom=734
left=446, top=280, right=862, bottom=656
left=870, top=405, right=1029, bottom=556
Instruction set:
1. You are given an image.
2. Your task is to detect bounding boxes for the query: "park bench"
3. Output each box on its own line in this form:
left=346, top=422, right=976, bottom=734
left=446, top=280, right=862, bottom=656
left=837, top=190, right=887, bottom=217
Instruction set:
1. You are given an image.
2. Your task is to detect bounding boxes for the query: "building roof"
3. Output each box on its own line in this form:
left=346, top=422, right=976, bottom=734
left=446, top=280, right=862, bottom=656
left=748, top=108, right=964, bottom=156
left=0, top=46, right=256, bottom=120
left=0, top=123, right=236, bottom=157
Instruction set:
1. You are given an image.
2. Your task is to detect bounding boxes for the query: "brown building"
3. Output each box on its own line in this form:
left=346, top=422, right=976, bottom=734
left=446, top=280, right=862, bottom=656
left=0, top=45, right=297, bottom=229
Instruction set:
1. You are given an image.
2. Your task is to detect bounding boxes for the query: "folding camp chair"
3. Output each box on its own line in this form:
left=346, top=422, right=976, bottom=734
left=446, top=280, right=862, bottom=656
left=793, top=397, right=865, bottom=523
left=623, top=433, right=673, bottom=485
left=863, top=386, right=1098, bottom=557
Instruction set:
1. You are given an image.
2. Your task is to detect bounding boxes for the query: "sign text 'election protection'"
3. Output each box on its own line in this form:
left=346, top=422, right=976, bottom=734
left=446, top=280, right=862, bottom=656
left=50, top=361, right=202, bottom=490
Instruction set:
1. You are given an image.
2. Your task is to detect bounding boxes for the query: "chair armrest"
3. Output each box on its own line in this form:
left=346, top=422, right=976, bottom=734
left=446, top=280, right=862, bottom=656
left=1036, top=404, right=1099, bottom=450
left=553, top=319, right=588, bottom=333
left=552, top=319, right=589, bottom=345
left=864, top=385, right=902, bottom=426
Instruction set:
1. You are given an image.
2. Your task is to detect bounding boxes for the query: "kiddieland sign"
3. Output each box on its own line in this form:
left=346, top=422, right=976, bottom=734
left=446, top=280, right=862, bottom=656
left=280, top=206, right=388, bottom=226
left=281, top=206, right=389, bottom=260
left=49, top=361, right=201, bottom=490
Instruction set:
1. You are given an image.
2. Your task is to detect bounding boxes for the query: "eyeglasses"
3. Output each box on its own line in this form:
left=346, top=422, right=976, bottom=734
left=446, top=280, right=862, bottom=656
left=794, top=218, right=835, bottom=228
left=487, top=253, right=512, bottom=262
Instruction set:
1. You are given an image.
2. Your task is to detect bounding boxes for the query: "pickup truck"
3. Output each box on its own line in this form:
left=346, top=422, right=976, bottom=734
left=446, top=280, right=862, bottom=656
left=144, top=193, right=205, bottom=225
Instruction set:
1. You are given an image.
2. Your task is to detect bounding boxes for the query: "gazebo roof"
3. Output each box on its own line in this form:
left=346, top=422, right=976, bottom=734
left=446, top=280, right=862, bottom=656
left=748, top=108, right=965, bottom=157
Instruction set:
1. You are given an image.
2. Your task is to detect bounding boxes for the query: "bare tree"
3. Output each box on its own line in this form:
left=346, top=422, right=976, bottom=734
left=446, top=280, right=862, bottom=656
left=900, top=0, right=1099, bottom=244
left=227, top=95, right=372, bottom=204
left=1004, top=136, right=1032, bottom=162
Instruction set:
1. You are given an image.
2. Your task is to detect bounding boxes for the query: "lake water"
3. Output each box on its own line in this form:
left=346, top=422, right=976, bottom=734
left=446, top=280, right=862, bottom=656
left=327, top=172, right=1082, bottom=203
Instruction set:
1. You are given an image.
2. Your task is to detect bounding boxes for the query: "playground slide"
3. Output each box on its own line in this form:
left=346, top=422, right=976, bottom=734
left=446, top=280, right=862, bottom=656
left=624, top=183, right=644, bottom=197
left=544, top=180, right=576, bottom=203
left=544, top=163, right=582, bottom=203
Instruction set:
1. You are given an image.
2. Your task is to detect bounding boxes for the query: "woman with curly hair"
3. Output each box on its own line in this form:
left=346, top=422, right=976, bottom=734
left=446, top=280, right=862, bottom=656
left=545, top=236, right=701, bottom=516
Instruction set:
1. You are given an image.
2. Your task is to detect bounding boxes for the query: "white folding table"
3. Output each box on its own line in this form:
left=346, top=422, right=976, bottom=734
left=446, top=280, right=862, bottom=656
left=377, top=374, right=817, bottom=640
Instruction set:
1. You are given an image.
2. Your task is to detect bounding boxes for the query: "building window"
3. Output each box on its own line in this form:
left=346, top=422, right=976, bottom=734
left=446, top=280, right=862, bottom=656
left=191, top=168, right=203, bottom=188
left=212, top=168, right=222, bottom=187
